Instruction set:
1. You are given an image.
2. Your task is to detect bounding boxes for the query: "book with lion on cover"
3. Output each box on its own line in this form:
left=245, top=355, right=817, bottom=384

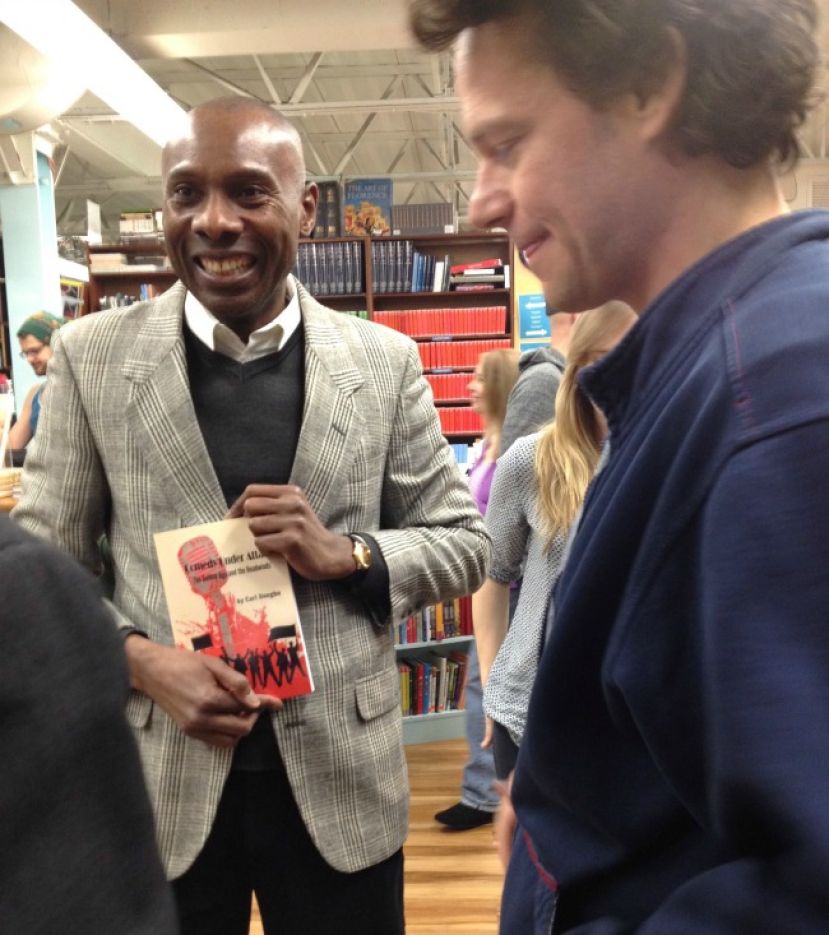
left=154, top=517, right=314, bottom=700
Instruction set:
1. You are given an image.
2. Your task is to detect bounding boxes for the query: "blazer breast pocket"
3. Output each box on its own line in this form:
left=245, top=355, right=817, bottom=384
left=355, top=667, right=400, bottom=722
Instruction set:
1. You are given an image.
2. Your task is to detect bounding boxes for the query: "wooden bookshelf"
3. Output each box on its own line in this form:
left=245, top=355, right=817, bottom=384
left=87, top=241, right=175, bottom=313
left=293, top=230, right=514, bottom=451
left=399, top=634, right=475, bottom=745
left=357, top=234, right=510, bottom=745
left=369, top=233, right=510, bottom=443
left=396, top=595, right=475, bottom=745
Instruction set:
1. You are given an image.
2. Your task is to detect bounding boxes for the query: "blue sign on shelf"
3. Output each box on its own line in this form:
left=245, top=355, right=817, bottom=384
left=518, top=293, right=550, bottom=342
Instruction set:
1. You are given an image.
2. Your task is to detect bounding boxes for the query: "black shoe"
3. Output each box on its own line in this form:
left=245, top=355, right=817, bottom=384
left=434, top=802, right=494, bottom=830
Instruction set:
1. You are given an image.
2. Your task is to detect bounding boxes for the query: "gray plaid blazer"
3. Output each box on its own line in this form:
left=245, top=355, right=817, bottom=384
left=15, top=279, right=489, bottom=878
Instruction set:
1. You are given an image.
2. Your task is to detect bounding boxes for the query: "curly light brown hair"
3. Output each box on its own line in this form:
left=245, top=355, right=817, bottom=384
left=409, top=0, right=820, bottom=168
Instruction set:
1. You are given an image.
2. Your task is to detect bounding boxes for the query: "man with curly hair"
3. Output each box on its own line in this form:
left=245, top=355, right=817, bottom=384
left=410, top=1, right=829, bottom=932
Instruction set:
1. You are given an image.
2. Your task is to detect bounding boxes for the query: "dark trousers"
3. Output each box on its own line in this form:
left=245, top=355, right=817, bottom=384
left=492, top=720, right=520, bottom=781
left=173, top=768, right=404, bottom=935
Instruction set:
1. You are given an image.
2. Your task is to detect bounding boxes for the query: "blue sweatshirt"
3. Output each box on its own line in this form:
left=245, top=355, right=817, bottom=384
left=506, top=211, right=829, bottom=933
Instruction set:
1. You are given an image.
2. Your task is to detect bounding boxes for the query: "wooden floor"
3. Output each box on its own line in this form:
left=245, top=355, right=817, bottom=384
left=250, top=738, right=502, bottom=934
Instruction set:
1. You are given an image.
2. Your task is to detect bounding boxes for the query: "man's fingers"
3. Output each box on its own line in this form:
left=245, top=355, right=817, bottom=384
left=225, top=485, right=301, bottom=518
left=202, top=656, right=260, bottom=709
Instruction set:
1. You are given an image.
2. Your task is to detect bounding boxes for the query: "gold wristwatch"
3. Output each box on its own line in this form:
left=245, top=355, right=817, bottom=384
left=349, top=534, right=373, bottom=573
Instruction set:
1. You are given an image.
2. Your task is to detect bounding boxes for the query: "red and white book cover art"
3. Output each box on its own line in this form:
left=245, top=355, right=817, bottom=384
left=154, top=518, right=314, bottom=700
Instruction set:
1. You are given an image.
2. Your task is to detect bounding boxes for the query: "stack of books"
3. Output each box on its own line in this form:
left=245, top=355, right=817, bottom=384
left=449, top=257, right=510, bottom=292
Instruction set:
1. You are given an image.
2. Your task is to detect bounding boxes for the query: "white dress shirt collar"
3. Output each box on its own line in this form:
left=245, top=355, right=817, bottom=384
left=184, top=276, right=301, bottom=363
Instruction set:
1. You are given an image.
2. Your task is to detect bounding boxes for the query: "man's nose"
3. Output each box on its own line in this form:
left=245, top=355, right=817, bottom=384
left=467, top=164, right=511, bottom=232
left=193, top=191, right=243, bottom=240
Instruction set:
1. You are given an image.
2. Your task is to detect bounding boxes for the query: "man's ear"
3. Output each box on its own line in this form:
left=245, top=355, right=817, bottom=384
left=620, top=27, right=687, bottom=145
left=299, top=181, right=319, bottom=237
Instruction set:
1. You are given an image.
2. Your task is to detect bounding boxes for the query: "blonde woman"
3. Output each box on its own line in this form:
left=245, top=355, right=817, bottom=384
left=435, top=346, right=520, bottom=830
left=473, top=302, right=636, bottom=808
left=465, top=348, right=521, bottom=516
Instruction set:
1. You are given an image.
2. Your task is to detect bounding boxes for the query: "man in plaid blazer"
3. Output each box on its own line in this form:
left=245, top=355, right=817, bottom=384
left=15, top=98, right=489, bottom=935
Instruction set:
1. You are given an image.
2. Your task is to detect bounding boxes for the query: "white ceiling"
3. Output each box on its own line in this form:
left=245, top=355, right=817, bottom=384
left=6, top=0, right=829, bottom=236
left=45, top=0, right=475, bottom=236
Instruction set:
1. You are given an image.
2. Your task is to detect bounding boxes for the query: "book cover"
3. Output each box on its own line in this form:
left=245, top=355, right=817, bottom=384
left=449, top=257, right=504, bottom=275
left=154, top=518, right=314, bottom=700
left=312, top=181, right=342, bottom=238
left=343, top=178, right=393, bottom=236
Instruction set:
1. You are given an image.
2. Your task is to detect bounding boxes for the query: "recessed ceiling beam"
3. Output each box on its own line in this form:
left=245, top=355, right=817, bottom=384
left=289, top=52, right=323, bottom=104
left=252, top=54, right=281, bottom=104
left=183, top=59, right=263, bottom=100
left=385, top=139, right=411, bottom=174
left=334, top=76, right=400, bottom=175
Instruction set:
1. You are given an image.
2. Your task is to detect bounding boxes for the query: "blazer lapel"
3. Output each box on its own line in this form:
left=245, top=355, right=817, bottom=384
left=123, top=284, right=226, bottom=527
left=291, top=286, right=365, bottom=524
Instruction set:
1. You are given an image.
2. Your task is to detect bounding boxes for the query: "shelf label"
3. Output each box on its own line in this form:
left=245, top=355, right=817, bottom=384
left=518, top=293, right=550, bottom=342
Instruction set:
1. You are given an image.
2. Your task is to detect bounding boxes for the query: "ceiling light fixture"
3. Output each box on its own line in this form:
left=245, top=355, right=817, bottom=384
left=0, top=0, right=187, bottom=147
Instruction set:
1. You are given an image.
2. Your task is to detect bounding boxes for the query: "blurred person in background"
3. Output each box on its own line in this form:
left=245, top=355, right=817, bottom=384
left=499, top=310, right=575, bottom=454
left=435, top=347, right=519, bottom=830
left=8, top=311, right=65, bottom=451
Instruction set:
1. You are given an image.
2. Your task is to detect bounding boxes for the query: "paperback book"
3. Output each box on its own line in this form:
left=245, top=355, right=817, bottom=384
left=154, top=518, right=314, bottom=700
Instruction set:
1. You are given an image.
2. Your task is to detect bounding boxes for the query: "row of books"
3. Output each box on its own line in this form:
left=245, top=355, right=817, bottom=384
left=293, top=240, right=365, bottom=296
left=373, top=305, right=508, bottom=338
left=392, top=202, right=455, bottom=236
left=438, top=407, right=485, bottom=435
left=97, top=283, right=165, bottom=309
left=426, top=372, right=472, bottom=403
left=449, top=257, right=510, bottom=293
left=418, top=337, right=512, bottom=370
left=369, top=241, right=510, bottom=295
left=395, top=596, right=473, bottom=646
left=370, top=240, right=431, bottom=294
left=399, top=650, right=469, bottom=717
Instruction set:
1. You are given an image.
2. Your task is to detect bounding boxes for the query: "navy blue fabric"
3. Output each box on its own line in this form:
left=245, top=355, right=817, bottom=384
left=507, top=211, right=829, bottom=933
left=501, top=827, right=558, bottom=935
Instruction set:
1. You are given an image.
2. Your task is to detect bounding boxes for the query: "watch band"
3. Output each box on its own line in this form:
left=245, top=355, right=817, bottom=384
left=348, top=533, right=373, bottom=573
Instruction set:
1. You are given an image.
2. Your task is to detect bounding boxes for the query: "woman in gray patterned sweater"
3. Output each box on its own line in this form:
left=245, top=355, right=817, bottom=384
left=473, top=302, right=636, bottom=809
